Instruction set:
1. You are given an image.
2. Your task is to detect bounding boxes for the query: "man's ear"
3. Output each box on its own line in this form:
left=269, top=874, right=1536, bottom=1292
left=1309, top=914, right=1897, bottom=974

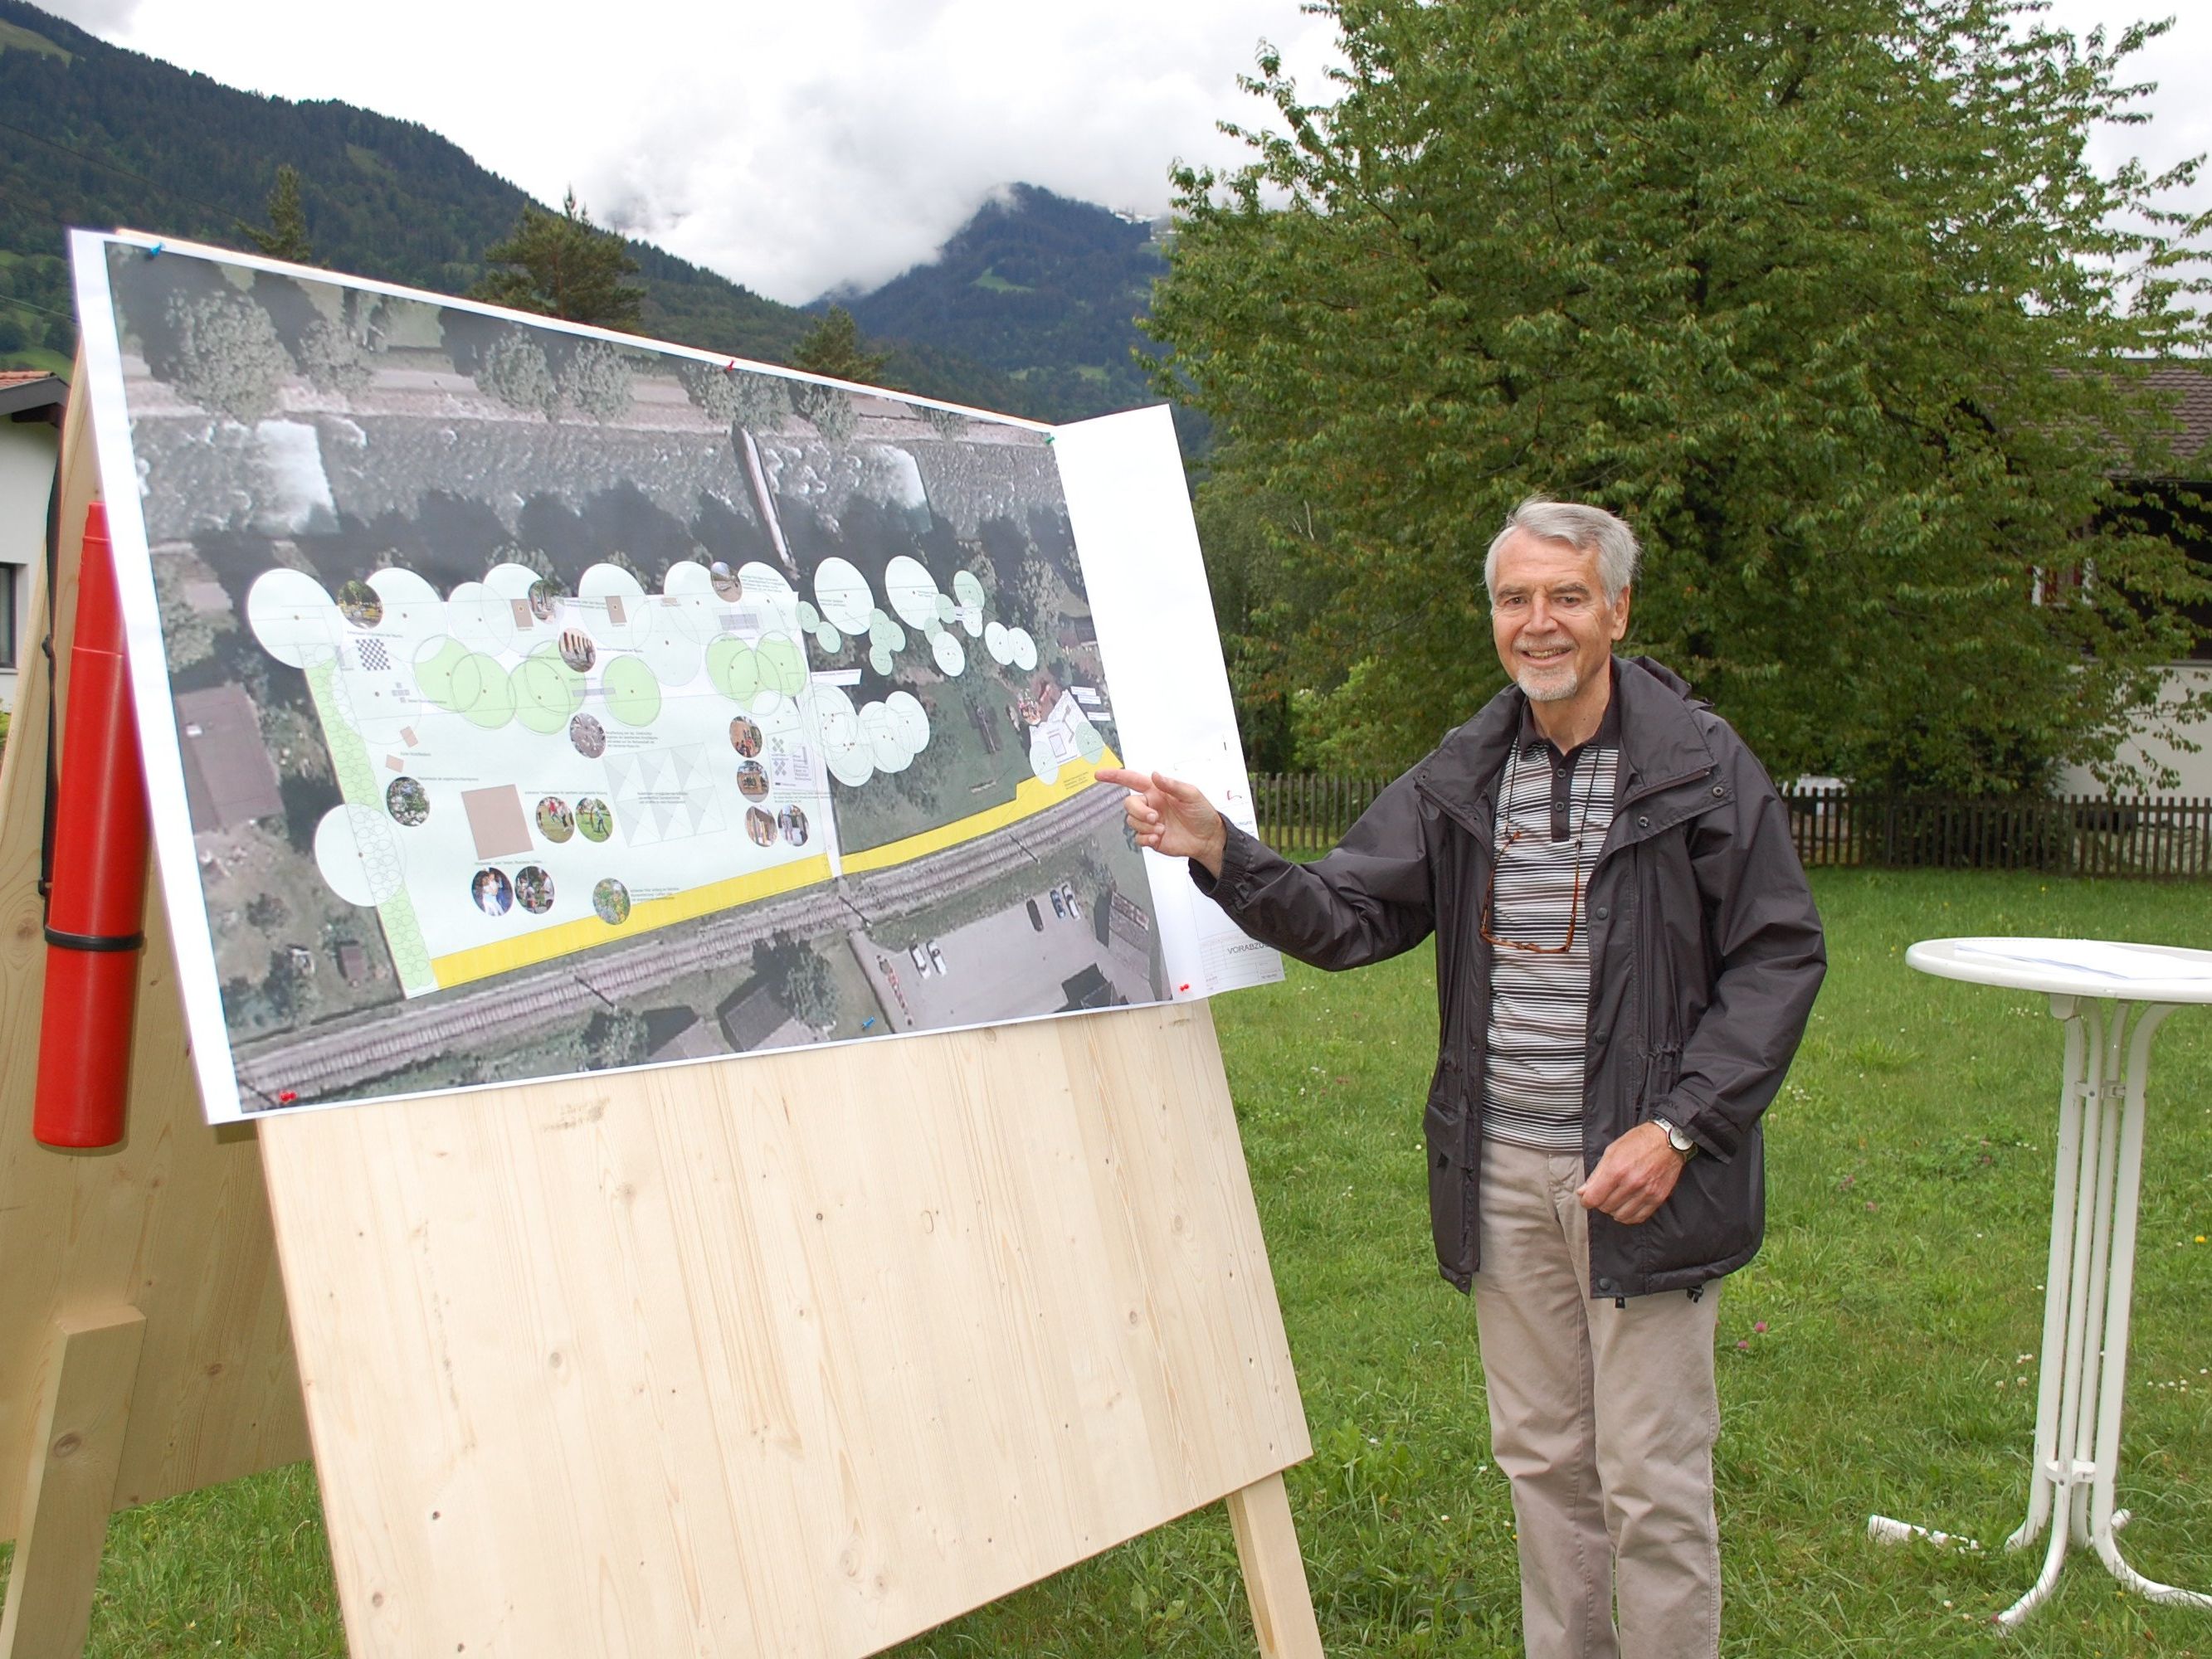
left=1610, top=586, right=1632, bottom=642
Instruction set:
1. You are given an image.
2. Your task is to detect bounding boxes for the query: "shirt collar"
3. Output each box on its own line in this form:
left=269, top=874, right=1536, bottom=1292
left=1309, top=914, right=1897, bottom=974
left=1515, top=659, right=1622, bottom=757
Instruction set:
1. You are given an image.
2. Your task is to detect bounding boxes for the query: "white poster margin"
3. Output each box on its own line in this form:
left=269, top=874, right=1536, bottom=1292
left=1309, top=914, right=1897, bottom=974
left=67, top=230, right=245, bottom=1122
left=1050, top=406, right=1283, bottom=1000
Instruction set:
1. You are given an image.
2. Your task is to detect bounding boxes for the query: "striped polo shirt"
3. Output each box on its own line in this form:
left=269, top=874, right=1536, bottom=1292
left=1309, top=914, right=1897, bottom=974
left=1482, top=689, right=1621, bottom=1152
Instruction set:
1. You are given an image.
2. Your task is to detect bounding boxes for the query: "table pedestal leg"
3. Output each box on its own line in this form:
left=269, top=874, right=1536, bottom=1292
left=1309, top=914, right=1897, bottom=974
left=1872, top=995, right=2212, bottom=1628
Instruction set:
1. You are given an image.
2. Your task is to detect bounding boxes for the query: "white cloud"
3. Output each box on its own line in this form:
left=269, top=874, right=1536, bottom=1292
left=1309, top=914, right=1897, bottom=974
left=29, top=0, right=146, bottom=32
left=87, top=0, right=1338, bottom=303
left=74, top=0, right=2210, bottom=307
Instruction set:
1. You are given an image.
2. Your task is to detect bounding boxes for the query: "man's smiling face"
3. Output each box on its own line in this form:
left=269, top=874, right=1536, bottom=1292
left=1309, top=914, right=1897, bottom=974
left=1488, top=529, right=1631, bottom=704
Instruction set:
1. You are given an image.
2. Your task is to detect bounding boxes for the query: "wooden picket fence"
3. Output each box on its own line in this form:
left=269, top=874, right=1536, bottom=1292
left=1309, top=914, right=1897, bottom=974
left=1250, top=773, right=2212, bottom=878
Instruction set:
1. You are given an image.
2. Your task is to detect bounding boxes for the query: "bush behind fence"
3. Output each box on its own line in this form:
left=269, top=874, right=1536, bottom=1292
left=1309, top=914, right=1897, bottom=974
left=1250, top=774, right=2212, bottom=878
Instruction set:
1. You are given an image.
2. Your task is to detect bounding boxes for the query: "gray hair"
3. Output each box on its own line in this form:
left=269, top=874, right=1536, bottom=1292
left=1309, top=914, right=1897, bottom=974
left=1484, top=499, right=1641, bottom=603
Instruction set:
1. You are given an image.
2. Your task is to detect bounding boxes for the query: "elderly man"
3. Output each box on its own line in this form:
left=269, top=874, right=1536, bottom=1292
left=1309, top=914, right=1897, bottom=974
left=1100, top=499, right=1824, bottom=1659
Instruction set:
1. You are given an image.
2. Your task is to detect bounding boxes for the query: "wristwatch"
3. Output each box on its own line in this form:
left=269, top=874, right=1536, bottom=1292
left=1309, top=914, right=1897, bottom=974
left=1651, top=1117, right=1698, bottom=1160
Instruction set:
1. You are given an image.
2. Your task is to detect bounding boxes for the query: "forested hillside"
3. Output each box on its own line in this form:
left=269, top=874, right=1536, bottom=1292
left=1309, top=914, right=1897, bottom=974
left=834, top=185, right=1167, bottom=424
left=0, top=0, right=1019, bottom=409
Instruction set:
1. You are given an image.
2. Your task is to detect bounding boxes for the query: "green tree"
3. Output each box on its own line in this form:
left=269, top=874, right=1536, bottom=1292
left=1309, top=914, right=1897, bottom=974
left=792, top=305, right=891, bottom=385
left=779, top=947, right=838, bottom=1032
left=157, top=289, right=290, bottom=424
left=753, top=931, right=840, bottom=1030
left=474, top=328, right=559, bottom=418
left=1150, top=0, right=2211, bottom=792
left=582, top=1008, right=650, bottom=1070
left=240, top=164, right=314, bottom=264
left=558, top=338, right=636, bottom=421
left=470, top=190, right=643, bottom=331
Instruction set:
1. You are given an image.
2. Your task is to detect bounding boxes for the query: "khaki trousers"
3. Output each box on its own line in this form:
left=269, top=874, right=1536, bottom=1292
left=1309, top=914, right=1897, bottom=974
left=1472, top=1139, right=1723, bottom=1659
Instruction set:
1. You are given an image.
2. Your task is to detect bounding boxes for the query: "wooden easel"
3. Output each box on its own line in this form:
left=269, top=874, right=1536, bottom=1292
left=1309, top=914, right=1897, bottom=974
left=1, top=382, right=1323, bottom=1656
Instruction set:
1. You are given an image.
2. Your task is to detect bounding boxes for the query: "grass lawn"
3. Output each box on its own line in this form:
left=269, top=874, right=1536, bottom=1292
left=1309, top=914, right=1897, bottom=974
left=7, top=868, right=2210, bottom=1656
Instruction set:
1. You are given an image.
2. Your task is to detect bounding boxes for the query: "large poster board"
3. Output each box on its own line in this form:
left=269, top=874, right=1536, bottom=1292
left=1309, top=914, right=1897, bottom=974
left=69, top=231, right=1279, bottom=1123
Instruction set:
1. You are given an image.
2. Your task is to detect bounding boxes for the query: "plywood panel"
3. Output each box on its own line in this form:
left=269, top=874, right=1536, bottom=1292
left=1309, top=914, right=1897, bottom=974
left=261, top=999, right=1309, bottom=1658
left=0, top=1310, right=145, bottom=1659
left=0, top=410, right=309, bottom=1545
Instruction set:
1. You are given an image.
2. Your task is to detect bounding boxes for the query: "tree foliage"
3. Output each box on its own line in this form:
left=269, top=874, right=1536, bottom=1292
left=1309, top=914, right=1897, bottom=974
left=792, top=305, right=891, bottom=386
left=582, top=1008, right=650, bottom=1071
left=240, top=163, right=314, bottom=264
left=1150, top=0, right=2212, bottom=791
left=154, top=288, right=290, bottom=423
left=473, top=328, right=559, bottom=418
left=470, top=189, right=644, bottom=331
left=751, top=931, right=840, bottom=1031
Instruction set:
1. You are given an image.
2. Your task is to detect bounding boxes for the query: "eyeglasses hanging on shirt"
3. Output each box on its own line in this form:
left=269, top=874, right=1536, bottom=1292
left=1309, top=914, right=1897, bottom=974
left=1479, top=743, right=1609, bottom=956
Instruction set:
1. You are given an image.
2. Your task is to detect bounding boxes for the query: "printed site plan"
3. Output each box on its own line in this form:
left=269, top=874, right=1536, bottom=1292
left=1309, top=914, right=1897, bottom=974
left=72, top=232, right=1271, bottom=1121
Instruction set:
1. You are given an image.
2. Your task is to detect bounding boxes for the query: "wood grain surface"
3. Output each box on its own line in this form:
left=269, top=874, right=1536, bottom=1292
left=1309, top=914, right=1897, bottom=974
left=262, top=999, right=1310, bottom=1657
left=0, top=392, right=309, bottom=1561
left=0, top=1308, right=146, bottom=1659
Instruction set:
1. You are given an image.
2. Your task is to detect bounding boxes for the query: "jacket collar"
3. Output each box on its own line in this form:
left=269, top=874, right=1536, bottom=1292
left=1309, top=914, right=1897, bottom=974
left=1418, top=655, right=1717, bottom=820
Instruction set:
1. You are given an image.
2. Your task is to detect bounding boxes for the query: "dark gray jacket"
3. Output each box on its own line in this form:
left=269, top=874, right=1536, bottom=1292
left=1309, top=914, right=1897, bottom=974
left=1195, top=656, right=1825, bottom=1297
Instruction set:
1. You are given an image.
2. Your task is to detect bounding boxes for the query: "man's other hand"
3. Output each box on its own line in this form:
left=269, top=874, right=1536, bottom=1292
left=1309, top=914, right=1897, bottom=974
left=1576, top=1121, right=1688, bottom=1225
left=1095, top=769, right=1230, bottom=878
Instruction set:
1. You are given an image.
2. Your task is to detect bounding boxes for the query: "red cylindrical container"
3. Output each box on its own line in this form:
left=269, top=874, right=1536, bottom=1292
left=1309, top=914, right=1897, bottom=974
left=34, top=503, right=151, bottom=1149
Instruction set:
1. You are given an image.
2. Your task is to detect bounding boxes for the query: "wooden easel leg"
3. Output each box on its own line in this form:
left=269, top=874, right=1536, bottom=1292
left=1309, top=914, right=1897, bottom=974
left=0, top=1308, right=146, bottom=1659
left=1225, top=1472, right=1325, bottom=1658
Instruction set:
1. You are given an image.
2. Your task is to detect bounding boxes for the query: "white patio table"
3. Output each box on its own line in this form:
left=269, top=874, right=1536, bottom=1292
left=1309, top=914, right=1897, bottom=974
left=1872, top=937, right=2212, bottom=1629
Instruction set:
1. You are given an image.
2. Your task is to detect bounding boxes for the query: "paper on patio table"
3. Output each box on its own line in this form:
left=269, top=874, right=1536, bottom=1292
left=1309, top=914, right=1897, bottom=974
left=1951, top=939, right=2212, bottom=984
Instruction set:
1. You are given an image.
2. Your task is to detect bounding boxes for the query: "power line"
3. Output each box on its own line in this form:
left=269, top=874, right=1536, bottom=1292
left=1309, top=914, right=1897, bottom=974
left=0, top=294, right=76, bottom=326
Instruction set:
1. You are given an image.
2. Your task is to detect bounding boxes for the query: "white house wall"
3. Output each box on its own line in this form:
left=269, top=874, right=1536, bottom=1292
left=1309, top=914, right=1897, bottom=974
left=2056, top=663, right=2212, bottom=800
left=0, top=418, right=60, bottom=713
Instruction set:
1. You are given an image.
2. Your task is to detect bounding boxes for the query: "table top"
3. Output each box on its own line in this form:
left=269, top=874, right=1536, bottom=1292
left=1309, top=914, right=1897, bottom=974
left=1908, top=937, right=2212, bottom=1004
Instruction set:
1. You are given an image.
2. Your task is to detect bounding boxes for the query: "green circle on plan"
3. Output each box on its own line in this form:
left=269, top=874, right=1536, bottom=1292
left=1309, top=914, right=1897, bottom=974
left=935, top=594, right=956, bottom=624
left=953, top=570, right=985, bottom=610
left=797, top=599, right=821, bottom=631
left=869, top=611, right=907, bottom=654
left=815, top=621, right=842, bottom=655
left=454, top=654, right=514, bottom=730
left=414, top=636, right=470, bottom=708
left=514, top=651, right=583, bottom=733
left=757, top=634, right=806, bottom=697
left=1075, top=718, right=1106, bottom=764
left=869, top=645, right=894, bottom=678
left=707, top=636, right=760, bottom=703
left=602, top=655, right=664, bottom=727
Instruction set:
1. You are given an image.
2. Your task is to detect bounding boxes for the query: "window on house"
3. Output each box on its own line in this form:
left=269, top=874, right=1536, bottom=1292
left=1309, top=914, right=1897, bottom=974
left=0, top=562, right=17, bottom=671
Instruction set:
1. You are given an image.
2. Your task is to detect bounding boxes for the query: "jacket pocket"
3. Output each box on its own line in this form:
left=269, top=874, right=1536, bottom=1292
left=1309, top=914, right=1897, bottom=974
left=1423, top=1092, right=1473, bottom=1278
left=1634, top=1125, right=1762, bottom=1282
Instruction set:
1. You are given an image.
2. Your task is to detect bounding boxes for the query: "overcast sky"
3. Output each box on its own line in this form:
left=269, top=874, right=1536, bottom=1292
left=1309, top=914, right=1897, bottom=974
left=36, top=0, right=2212, bottom=307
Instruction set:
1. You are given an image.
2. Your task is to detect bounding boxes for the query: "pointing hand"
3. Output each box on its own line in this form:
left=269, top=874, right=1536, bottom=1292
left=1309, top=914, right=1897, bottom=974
left=1095, top=769, right=1230, bottom=878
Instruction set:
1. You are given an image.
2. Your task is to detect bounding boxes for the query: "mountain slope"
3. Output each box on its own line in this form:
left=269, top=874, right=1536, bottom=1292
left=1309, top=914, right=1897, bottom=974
left=0, top=0, right=1019, bottom=410
left=832, top=184, right=1167, bottom=423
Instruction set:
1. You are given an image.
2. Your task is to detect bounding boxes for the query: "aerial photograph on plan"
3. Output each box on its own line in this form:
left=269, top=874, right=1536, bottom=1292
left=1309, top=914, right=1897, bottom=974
left=84, top=238, right=1166, bottom=1117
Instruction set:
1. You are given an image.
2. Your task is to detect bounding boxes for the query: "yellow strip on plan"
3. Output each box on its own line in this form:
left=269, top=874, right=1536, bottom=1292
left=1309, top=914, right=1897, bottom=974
left=839, top=743, right=1122, bottom=875
left=424, top=744, right=1122, bottom=990
left=429, top=853, right=836, bottom=989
